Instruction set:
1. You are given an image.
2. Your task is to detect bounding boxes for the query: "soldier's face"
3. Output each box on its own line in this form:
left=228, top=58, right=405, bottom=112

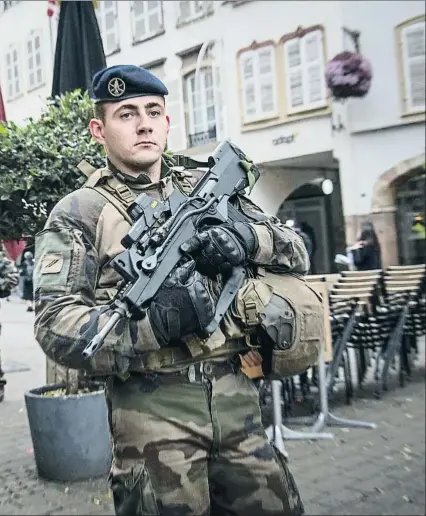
left=89, top=96, right=170, bottom=173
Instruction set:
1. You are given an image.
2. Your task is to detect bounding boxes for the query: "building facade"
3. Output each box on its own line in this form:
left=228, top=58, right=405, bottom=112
left=1, top=0, right=425, bottom=271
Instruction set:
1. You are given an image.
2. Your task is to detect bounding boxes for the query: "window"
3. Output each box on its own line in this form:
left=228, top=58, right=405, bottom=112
left=131, top=1, right=163, bottom=43
left=4, top=44, right=21, bottom=100
left=177, top=1, right=213, bottom=24
left=95, top=1, right=119, bottom=56
left=400, top=19, right=425, bottom=114
left=185, top=68, right=217, bottom=147
left=239, top=44, right=277, bottom=123
left=283, top=29, right=327, bottom=114
left=26, top=31, right=43, bottom=91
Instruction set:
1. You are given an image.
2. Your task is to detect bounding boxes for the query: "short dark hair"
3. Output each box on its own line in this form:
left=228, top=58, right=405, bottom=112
left=93, top=102, right=106, bottom=122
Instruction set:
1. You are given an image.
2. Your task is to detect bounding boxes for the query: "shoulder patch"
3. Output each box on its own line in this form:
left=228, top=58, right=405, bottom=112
left=40, top=253, right=64, bottom=274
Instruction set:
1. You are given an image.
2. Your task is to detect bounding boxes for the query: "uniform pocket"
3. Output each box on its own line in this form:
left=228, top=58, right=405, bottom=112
left=271, top=444, right=305, bottom=515
left=110, top=463, right=159, bottom=516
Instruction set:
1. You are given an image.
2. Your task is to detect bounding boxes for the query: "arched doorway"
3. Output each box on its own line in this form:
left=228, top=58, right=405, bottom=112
left=276, top=179, right=346, bottom=274
left=395, top=170, right=425, bottom=265
left=371, top=153, right=425, bottom=267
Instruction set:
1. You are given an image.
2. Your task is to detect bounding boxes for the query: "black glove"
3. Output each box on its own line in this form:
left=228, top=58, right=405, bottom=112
left=180, top=222, right=258, bottom=277
left=148, top=260, right=216, bottom=347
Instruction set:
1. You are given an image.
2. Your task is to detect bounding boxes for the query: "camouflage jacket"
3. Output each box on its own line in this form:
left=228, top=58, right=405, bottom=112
left=34, top=162, right=309, bottom=376
left=0, top=255, right=18, bottom=299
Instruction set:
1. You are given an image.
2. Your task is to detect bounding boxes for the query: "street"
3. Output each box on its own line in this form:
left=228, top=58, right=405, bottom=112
left=0, top=295, right=425, bottom=515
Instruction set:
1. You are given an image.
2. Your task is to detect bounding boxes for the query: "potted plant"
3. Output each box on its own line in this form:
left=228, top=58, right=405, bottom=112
left=0, top=91, right=112, bottom=481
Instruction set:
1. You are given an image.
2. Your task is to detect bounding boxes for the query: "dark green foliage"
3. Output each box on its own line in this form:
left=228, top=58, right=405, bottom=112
left=0, top=90, right=104, bottom=241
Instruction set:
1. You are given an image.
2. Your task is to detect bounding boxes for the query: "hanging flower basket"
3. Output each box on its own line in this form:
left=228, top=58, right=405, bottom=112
left=325, top=51, right=372, bottom=100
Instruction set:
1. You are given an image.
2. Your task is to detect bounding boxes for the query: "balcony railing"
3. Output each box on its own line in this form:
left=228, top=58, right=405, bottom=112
left=188, top=125, right=217, bottom=148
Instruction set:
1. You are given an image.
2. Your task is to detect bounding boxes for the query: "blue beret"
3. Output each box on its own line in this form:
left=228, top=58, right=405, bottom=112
left=92, top=64, right=168, bottom=104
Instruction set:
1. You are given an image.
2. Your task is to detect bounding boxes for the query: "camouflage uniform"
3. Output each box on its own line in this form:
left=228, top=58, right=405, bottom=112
left=34, top=160, right=309, bottom=515
left=0, top=252, right=19, bottom=402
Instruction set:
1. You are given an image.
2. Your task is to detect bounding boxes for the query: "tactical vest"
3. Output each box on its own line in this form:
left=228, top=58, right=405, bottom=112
left=77, top=155, right=323, bottom=378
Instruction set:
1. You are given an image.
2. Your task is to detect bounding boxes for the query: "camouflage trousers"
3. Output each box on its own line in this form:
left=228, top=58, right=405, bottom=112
left=106, top=359, right=304, bottom=516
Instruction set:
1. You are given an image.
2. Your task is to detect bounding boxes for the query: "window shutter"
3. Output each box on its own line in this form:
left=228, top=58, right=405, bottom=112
left=303, top=30, right=326, bottom=106
left=257, top=46, right=276, bottom=115
left=213, top=64, right=225, bottom=139
left=284, top=29, right=326, bottom=114
left=167, top=78, right=186, bottom=152
left=97, top=1, right=119, bottom=55
left=402, top=21, right=425, bottom=112
left=179, top=1, right=191, bottom=21
left=240, top=52, right=257, bottom=121
left=284, top=39, right=304, bottom=112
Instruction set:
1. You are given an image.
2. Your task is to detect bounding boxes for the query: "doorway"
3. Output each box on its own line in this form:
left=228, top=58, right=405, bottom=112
left=278, top=195, right=330, bottom=274
left=396, top=172, right=425, bottom=265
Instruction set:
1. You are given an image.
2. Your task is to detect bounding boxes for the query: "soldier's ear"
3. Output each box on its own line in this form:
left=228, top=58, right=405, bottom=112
left=89, top=118, right=106, bottom=145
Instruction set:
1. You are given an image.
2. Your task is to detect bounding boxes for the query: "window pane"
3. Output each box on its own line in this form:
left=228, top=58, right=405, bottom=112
left=305, top=33, right=320, bottom=62
left=135, top=18, right=146, bottom=36
left=36, top=68, right=42, bottom=84
left=258, top=50, right=272, bottom=75
left=29, top=71, right=35, bottom=86
left=134, top=1, right=144, bottom=16
left=35, top=36, right=40, bottom=50
left=147, top=0, right=158, bottom=9
left=28, top=56, right=34, bottom=69
left=207, top=105, right=215, bottom=121
left=35, top=52, right=41, bottom=66
left=406, top=27, right=425, bottom=58
left=307, top=65, right=322, bottom=102
left=287, top=41, right=301, bottom=68
left=180, top=1, right=190, bottom=19
left=27, top=40, right=32, bottom=53
left=289, top=71, right=303, bottom=107
left=243, top=57, right=254, bottom=80
left=260, top=82, right=273, bottom=112
left=106, top=11, right=115, bottom=29
left=149, top=12, right=160, bottom=32
left=106, top=33, right=116, bottom=51
left=409, top=60, right=426, bottom=107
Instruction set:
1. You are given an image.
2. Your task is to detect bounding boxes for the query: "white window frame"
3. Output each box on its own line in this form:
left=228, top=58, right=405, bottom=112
left=283, top=29, right=327, bottom=115
left=185, top=68, right=217, bottom=142
left=26, top=30, right=44, bottom=92
left=130, top=1, right=164, bottom=43
left=177, top=1, right=213, bottom=25
left=96, top=0, right=119, bottom=56
left=4, top=44, right=21, bottom=100
left=400, top=20, right=425, bottom=114
left=239, top=45, right=278, bottom=124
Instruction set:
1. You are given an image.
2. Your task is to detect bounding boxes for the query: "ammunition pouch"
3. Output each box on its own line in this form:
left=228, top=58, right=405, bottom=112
left=222, top=271, right=324, bottom=378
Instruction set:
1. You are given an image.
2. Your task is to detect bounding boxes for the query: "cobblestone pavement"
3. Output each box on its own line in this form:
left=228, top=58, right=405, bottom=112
left=0, top=297, right=425, bottom=515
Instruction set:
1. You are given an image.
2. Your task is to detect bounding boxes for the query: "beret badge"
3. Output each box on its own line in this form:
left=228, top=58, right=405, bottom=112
left=108, top=77, right=126, bottom=98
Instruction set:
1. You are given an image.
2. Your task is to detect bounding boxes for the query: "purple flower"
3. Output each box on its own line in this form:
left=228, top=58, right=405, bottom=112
left=325, top=51, right=373, bottom=99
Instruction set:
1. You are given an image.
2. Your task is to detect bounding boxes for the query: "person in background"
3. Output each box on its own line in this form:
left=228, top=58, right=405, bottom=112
left=350, top=221, right=382, bottom=271
left=20, top=251, right=35, bottom=312
left=0, top=252, right=19, bottom=402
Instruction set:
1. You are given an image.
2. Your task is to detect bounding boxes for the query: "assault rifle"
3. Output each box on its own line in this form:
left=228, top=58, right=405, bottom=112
left=82, top=141, right=260, bottom=359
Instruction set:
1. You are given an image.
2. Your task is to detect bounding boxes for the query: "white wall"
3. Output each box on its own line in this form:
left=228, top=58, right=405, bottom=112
left=0, top=1, right=55, bottom=123
left=340, top=123, right=425, bottom=215
left=341, top=0, right=425, bottom=133
left=334, top=0, right=426, bottom=216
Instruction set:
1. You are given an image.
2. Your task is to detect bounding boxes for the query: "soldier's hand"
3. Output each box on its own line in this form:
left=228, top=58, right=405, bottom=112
left=180, top=223, right=258, bottom=277
left=148, top=260, right=216, bottom=347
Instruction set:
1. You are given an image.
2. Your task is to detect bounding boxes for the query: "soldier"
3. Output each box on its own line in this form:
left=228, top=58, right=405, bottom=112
left=0, top=251, right=19, bottom=402
left=34, top=65, right=312, bottom=515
